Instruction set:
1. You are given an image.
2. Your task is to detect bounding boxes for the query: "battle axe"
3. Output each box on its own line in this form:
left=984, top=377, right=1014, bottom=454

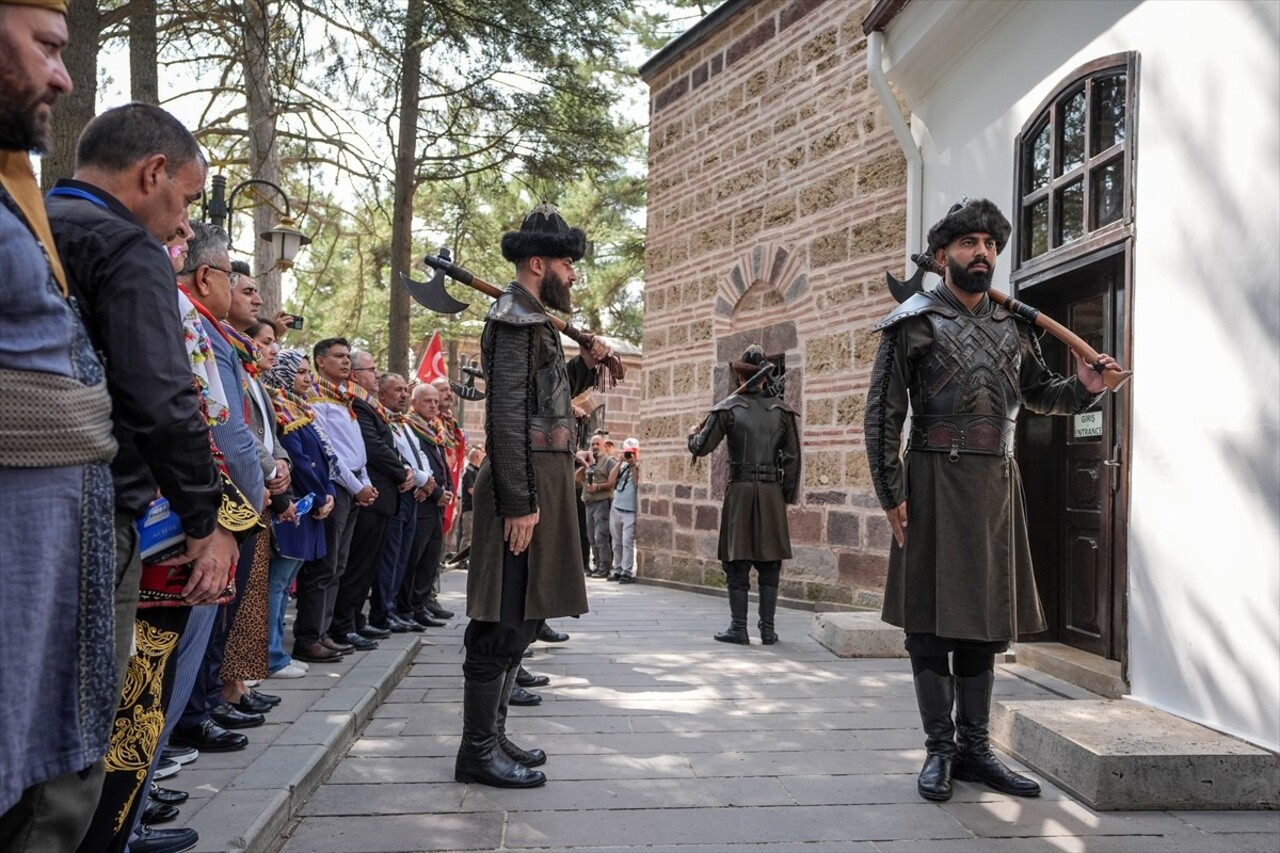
left=886, top=253, right=1133, bottom=391
left=399, top=248, right=626, bottom=386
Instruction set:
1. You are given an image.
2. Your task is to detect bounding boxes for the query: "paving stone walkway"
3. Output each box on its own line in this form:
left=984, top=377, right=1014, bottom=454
left=264, top=573, right=1278, bottom=853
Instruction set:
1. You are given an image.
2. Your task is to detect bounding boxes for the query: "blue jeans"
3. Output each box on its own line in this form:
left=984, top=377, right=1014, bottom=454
left=267, top=555, right=305, bottom=673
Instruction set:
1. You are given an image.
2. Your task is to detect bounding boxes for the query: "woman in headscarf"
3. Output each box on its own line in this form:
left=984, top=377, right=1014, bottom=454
left=261, top=348, right=337, bottom=677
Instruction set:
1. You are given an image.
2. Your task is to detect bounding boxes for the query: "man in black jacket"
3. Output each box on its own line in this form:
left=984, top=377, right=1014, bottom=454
left=46, top=104, right=243, bottom=853
left=329, top=350, right=412, bottom=649
left=399, top=381, right=453, bottom=628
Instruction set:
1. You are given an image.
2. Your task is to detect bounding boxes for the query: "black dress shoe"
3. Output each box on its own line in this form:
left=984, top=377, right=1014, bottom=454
left=150, top=784, right=189, bottom=805
left=209, top=703, right=265, bottom=729
left=170, top=719, right=248, bottom=752
left=508, top=686, right=542, bottom=706
left=391, top=614, right=425, bottom=633
left=537, top=624, right=570, bottom=643
left=142, top=799, right=179, bottom=825
left=369, top=616, right=406, bottom=634
left=231, top=692, right=273, bottom=714
left=516, top=667, right=550, bottom=688
left=293, top=640, right=342, bottom=663
left=358, top=623, right=392, bottom=639
left=411, top=610, right=447, bottom=628
left=250, top=689, right=281, bottom=706
left=339, top=632, right=379, bottom=650
left=131, top=825, right=198, bottom=853
left=618, top=574, right=637, bottom=584
left=424, top=599, right=454, bottom=619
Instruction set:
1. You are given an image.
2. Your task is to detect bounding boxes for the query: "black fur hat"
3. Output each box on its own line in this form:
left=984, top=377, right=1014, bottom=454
left=500, top=202, right=587, bottom=263
left=926, top=197, right=1012, bottom=255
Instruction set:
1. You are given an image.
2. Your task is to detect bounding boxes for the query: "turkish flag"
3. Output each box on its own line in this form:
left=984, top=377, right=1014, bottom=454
left=415, top=331, right=447, bottom=385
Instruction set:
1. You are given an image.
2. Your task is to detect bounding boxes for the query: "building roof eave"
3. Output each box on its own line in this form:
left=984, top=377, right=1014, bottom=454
left=638, top=0, right=753, bottom=81
left=862, top=0, right=914, bottom=35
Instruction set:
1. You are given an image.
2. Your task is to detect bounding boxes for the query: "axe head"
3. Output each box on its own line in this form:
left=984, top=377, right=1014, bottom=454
left=886, top=265, right=927, bottom=304
left=400, top=247, right=470, bottom=315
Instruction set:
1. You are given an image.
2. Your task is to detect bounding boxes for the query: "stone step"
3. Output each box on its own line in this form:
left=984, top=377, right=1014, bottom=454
left=809, top=611, right=908, bottom=658
left=1012, top=641, right=1128, bottom=699
left=991, top=698, right=1280, bottom=811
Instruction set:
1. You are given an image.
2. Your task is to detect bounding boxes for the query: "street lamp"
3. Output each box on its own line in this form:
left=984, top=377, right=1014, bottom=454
left=205, top=174, right=311, bottom=269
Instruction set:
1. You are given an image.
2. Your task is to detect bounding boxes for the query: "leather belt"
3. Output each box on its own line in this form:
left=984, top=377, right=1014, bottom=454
left=730, top=462, right=782, bottom=483
left=529, top=417, right=575, bottom=452
left=908, top=415, right=1017, bottom=459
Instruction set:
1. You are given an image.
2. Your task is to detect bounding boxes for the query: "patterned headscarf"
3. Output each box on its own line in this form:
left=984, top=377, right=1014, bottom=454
left=264, top=348, right=307, bottom=392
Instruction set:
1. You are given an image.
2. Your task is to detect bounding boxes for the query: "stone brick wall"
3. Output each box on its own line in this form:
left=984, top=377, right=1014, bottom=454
left=639, top=0, right=906, bottom=609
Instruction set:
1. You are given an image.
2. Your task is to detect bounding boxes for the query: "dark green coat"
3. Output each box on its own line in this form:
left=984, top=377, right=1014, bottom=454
left=866, top=289, right=1100, bottom=642
left=689, top=391, right=801, bottom=562
left=466, top=289, right=593, bottom=622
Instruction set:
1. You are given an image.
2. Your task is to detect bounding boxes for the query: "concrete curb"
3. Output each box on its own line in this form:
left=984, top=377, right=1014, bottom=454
left=185, top=636, right=421, bottom=853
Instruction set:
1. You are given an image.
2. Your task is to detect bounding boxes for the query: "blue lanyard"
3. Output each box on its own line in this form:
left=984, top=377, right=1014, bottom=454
left=46, top=186, right=110, bottom=210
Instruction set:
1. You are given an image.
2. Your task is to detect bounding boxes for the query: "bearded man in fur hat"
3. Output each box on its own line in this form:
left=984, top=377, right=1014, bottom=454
left=454, top=203, right=612, bottom=789
left=688, top=345, right=800, bottom=646
left=863, top=198, right=1120, bottom=804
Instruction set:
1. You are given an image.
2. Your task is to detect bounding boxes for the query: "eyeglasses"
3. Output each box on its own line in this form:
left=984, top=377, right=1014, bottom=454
left=205, top=265, right=241, bottom=284
left=351, top=366, right=378, bottom=374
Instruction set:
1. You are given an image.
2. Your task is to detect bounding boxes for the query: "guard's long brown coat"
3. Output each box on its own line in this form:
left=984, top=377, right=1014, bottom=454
left=867, top=294, right=1099, bottom=642
left=466, top=319, right=592, bottom=623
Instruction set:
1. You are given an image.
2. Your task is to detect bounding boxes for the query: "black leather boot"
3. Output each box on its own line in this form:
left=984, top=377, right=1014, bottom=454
left=952, top=670, right=1040, bottom=797
left=757, top=585, right=779, bottom=645
left=714, top=589, right=750, bottom=644
left=912, top=669, right=956, bottom=802
left=497, top=664, right=547, bottom=768
left=454, top=670, right=546, bottom=787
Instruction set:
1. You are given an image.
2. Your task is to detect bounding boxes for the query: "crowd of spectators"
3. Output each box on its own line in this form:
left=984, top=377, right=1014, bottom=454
left=0, top=13, right=467, bottom=848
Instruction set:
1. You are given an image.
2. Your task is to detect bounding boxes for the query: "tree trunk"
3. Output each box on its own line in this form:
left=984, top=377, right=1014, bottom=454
left=241, top=0, right=283, bottom=313
left=129, top=0, right=159, bottom=104
left=43, top=1, right=100, bottom=189
left=387, top=0, right=425, bottom=377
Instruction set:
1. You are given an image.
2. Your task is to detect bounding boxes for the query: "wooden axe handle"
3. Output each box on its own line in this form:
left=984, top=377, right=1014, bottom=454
left=422, top=254, right=625, bottom=382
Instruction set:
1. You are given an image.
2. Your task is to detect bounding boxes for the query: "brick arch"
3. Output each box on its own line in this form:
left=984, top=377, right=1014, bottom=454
left=712, top=242, right=809, bottom=321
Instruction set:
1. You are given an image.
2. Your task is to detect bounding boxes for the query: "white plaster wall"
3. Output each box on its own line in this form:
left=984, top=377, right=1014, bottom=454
left=890, top=0, right=1280, bottom=751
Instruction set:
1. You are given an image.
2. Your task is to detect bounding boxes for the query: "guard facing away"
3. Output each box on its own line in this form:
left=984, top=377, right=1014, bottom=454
left=689, top=346, right=800, bottom=645
left=456, top=203, right=612, bottom=788
left=864, top=198, right=1121, bottom=803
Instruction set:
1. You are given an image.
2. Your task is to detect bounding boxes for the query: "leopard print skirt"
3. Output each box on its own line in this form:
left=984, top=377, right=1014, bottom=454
left=220, top=525, right=270, bottom=681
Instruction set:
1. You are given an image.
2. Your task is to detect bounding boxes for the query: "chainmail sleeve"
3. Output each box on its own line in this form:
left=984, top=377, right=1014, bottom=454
left=1016, top=323, right=1103, bottom=415
left=688, top=409, right=729, bottom=458
left=864, top=323, right=913, bottom=510
left=483, top=320, right=538, bottom=517
left=780, top=409, right=801, bottom=504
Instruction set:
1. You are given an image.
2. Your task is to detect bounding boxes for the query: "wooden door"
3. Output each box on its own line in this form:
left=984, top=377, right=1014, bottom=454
left=1016, top=250, right=1128, bottom=660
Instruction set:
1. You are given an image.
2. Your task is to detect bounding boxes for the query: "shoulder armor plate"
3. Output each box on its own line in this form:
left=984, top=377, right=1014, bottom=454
left=873, top=290, right=958, bottom=331
left=766, top=398, right=797, bottom=414
left=488, top=285, right=548, bottom=326
left=711, top=394, right=749, bottom=413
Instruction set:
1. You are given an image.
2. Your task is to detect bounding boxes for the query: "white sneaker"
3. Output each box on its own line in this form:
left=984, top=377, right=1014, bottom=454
left=293, top=660, right=310, bottom=671
left=268, top=663, right=306, bottom=679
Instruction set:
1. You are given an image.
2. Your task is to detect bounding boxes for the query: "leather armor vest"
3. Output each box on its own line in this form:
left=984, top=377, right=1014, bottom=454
left=723, top=395, right=788, bottom=481
left=486, top=283, right=575, bottom=452
left=529, top=329, right=575, bottom=452
left=910, top=310, right=1022, bottom=458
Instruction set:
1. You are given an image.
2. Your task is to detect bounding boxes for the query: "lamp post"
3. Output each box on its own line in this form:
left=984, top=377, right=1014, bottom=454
left=205, top=174, right=311, bottom=269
